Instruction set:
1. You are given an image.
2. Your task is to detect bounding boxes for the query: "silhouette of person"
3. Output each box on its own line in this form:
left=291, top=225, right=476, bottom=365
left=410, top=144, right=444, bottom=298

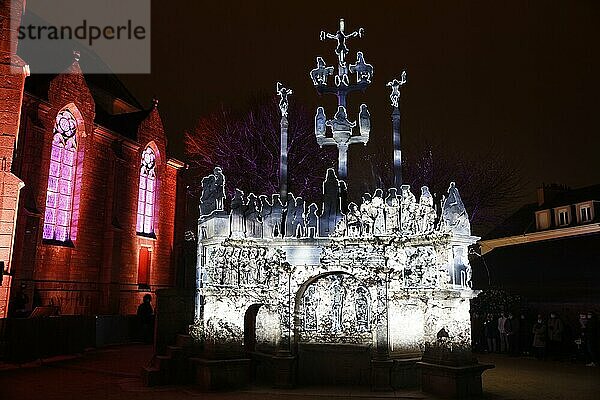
left=137, top=294, right=154, bottom=344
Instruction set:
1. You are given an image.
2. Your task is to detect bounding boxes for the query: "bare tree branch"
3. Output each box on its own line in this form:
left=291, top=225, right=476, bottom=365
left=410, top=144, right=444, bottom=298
left=184, top=95, right=337, bottom=205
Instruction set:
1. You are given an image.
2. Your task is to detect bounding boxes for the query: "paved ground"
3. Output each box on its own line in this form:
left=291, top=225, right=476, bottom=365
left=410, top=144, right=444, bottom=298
left=0, top=345, right=599, bottom=399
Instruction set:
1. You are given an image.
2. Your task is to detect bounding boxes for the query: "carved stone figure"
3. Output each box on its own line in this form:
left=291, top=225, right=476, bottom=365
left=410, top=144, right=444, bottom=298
left=258, top=195, right=272, bottom=238
left=442, top=182, right=471, bottom=235
left=303, top=285, right=319, bottom=331
left=387, top=71, right=406, bottom=108
left=199, top=175, right=216, bottom=217
left=213, top=167, right=225, bottom=211
left=346, top=202, right=362, bottom=237
left=228, top=248, right=240, bottom=285
left=200, top=167, right=226, bottom=217
left=385, top=188, right=400, bottom=235
left=372, top=189, right=385, bottom=235
left=292, top=197, right=305, bottom=237
left=305, top=203, right=319, bottom=238
left=330, top=276, right=346, bottom=332
left=339, top=180, right=348, bottom=214
left=452, top=246, right=472, bottom=288
left=355, top=287, right=369, bottom=332
left=230, top=189, right=245, bottom=237
left=284, top=193, right=296, bottom=238
left=404, top=247, right=423, bottom=287
left=315, top=106, right=327, bottom=140
left=239, top=250, right=249, bottom=285
left=326, top=106, right=356, bottom=136
left=349, top=51, right=373, bottom=83
left=211, top=247, right=225, bottom=284
left=245, top=193, right=262, bottom=238
left=309, top=56, right=334, bottom=86
left=221, top=248, right=233, bottom=285
left=360, top=193, right=373, bottom=235
left=358, top=104, right=370, bottom=137
left=319, top=169, right=342, bottom=237
left=276, top=82, right=293, bottom=117
left=270, top=194, right=284, bottom=237
left=419, top=186, right=436, bottom=234
left=248, top=248, right=258, bottom=284
left=400, top=185, right=417, bottom=234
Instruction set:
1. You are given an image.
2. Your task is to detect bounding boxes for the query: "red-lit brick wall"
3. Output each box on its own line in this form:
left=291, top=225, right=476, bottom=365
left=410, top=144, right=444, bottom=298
left=9, top=61, right=183, bottom=315
left=0, top=0, right=26, bottom=318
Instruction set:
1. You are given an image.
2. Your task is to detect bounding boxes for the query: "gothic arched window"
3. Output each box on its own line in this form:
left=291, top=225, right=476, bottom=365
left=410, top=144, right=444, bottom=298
left=43, top=108, right=78, bottom=242
left=136, top=145, right=157, bottom=235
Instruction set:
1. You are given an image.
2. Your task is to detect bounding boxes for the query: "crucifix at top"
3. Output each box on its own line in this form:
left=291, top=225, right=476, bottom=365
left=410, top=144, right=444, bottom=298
left=320, top=18, right=364, bottom=87
left=309, top=19, right=373, bottom=180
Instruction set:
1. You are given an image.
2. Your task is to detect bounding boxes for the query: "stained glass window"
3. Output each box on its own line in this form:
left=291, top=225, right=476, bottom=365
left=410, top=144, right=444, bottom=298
left=136, top=146, right=157, bottom=234
left=43, top=109, right=78, bottom=242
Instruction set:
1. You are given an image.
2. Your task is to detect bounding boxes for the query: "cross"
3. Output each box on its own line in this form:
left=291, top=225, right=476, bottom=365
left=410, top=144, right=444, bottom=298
left=320, top=19, right=364, bottom=67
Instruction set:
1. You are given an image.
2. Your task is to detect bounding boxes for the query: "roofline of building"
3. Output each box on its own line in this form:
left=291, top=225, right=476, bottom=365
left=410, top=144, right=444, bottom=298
left=94, top=124, right=140, bottom=151
left=478, top=223, right=600, bottom=255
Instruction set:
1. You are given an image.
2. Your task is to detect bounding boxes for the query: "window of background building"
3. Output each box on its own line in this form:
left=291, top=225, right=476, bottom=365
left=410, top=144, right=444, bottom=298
left=136, top=145, right=157, bottom=235
left=43, top=108, right=78, bottom=242
left=558, top=209, right=569, bottom=226
left=580, top=206, right=592, bottom=223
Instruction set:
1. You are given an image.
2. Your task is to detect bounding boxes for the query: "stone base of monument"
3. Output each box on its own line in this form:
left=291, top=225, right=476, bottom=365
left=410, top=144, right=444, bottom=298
left=297, top=343, right=371, bottom=385
left=371, top=355, right=421, bottom=391
left=272, top=353, right=297, bottom=388
left=418, top=361, right=494, bottom=399
left=391, top=357, right=421, bottom=389
left=190, top=357, right=251, bottom=391
left=198, top=212, right=230, bottom=239
left=370, top=359, right=394, bottom=391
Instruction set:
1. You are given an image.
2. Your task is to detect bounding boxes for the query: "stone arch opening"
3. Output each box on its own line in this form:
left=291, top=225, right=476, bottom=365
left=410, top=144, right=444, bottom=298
left=292, top=271, right=374, bottom=386
left=243, top=303, right=262, bottom=353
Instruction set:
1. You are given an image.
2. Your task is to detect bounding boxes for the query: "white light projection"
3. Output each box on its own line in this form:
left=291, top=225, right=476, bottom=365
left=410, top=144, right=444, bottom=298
left=194, top=167, right=479, bottom=359
left=388, top=72, right=407, bottom=188
left=311, top=19, right=372, bottom=180
left=277, top=82, right=292, bottom=197
left=192, top=19, right=480, bottom=365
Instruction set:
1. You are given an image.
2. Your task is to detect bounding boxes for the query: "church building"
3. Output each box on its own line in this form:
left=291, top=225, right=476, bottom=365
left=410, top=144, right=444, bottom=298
left=0, top=0, right=185, bottom=317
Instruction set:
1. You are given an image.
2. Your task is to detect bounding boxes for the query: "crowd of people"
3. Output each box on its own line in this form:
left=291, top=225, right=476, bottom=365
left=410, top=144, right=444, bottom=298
left=471, top=311, right=599, bottom=367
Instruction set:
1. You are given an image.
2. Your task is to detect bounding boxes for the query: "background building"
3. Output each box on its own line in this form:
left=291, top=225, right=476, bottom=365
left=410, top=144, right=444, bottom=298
left=475, top=184, right=600, bottom=311
left=0, top=0, right=185, bottom=317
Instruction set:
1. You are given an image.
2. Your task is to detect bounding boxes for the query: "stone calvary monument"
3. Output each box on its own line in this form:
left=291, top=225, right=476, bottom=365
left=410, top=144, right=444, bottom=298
left=171, top=19, right=491, bottom=398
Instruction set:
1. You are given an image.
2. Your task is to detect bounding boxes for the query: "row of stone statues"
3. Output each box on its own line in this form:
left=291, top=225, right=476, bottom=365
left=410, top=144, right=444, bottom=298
left=199, top=167, right=470, bottom=239
left=207, top=246, right=275, bottom=287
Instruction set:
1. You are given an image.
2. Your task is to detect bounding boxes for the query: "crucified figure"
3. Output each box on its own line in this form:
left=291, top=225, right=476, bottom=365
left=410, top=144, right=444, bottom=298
left=276, top=82, right=293, bottom=117
left=320, top=19, right=364, bottom=67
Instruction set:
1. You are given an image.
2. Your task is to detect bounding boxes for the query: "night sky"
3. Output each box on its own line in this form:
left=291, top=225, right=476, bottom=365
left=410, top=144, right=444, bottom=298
left=118, top=1, right=599, bottom=203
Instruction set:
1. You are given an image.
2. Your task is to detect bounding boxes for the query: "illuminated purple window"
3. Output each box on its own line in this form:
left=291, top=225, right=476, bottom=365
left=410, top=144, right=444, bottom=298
left=136, top=146, right=157, bottom=234
left=43, top=109, right=78, bottom=241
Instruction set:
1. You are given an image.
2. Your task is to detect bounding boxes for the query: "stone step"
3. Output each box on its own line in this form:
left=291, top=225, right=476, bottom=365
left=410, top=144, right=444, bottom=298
left=175, top=334, right=193, bottom=348
left=141, top=366, right=163, bottom=387
left=166, top=345, right=184, bottom=358
left=190, top=357, right=251, bottom=390
left=152, top=355, right=172, bottom=370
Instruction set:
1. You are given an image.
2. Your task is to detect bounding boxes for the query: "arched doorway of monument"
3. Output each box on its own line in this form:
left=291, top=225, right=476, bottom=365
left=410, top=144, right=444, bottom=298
left=292, top=271, right=374, bottom=387
left=243, top=303, right=273, bottom=385
left=243, top=303, right=262, bottom=352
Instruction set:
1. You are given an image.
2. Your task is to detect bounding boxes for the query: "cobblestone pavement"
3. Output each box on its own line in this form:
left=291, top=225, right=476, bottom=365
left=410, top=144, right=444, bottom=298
left=0, top=345, right=598, bottom=400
